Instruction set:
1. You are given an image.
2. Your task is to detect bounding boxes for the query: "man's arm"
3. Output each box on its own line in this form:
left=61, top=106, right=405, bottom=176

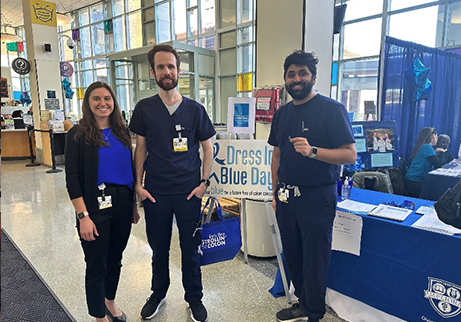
left=290, top=138, right=357, bottom=165
left=187, top=138, right=213, bottom=200
left=271, top=147, right=281, bottom=211
left=134, top=135, right=155, bottom=202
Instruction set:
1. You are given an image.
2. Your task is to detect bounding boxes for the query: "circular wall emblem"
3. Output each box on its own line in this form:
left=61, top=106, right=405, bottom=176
left=12, top=58, right=31, bottom=75
left=60, top=62, right=74, bottom=77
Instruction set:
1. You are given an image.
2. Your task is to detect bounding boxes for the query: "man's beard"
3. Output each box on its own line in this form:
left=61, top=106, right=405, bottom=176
left=286, top=78, right=314, bottom=100
left=156, top=75, right=178, bottom=91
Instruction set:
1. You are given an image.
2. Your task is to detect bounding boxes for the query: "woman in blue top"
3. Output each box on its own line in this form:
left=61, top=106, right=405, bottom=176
left=66, top=82, right=139, bottom=322
left=404, top=127, right=442, bottom=197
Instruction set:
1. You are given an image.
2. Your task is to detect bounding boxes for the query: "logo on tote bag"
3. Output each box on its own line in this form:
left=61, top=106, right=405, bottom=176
left=424, top=277, right=461, bottom=318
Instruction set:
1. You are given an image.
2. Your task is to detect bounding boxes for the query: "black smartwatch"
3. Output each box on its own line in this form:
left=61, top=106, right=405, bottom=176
left=308, top=146, right=318, bottom=158
left=200, top=178, right=210, bottom=188
left=76, top=211, right=89, bottom=219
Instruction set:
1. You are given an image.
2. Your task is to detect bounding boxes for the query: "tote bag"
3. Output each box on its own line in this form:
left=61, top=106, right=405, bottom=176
left=434, top=180, right=461, bottom=229
left=197, top=197, right=242, bottom=266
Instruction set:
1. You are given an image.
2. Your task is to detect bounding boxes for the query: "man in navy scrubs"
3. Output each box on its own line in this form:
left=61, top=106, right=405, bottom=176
left=130, top=44, right=215, bottom=322
left=268, top=50, right=356, bottom=322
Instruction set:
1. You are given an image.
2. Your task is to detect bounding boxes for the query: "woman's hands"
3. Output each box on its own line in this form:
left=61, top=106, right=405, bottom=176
left=79, top=217, right=99, bottom=241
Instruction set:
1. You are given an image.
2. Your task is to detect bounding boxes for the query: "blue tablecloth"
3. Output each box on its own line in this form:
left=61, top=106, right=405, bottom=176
left=272, top=188, right=461, bottom=321
left=419, top=171, right=461, bottom=201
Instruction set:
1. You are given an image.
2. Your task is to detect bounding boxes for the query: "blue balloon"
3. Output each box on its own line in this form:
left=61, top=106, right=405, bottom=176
left=405, top=58, right=432, bottom=102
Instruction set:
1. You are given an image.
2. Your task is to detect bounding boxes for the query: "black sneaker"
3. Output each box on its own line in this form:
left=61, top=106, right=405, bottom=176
left=276, top=303, right=308, bottom=322
left=140, top=294, right=165, bottom=320
left=189, top=301, right=208, bottom=322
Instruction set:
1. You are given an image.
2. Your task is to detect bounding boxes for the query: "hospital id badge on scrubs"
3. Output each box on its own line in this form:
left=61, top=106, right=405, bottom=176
left=97, top=195, right=112, bottom=210
left=278, top=188, right=289, bottom=203
left=173, top=137, right=188, bottom=152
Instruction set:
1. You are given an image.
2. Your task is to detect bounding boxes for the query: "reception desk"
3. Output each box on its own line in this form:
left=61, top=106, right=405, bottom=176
left=1, top=129, right=35, bottom=158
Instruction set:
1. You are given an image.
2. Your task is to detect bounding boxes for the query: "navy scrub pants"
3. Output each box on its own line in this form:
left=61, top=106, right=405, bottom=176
left=275, top=183, right=337, bottom=320
left=78, top=184, right=134, bottom=318
left=143, top=193, right=203, bottom=303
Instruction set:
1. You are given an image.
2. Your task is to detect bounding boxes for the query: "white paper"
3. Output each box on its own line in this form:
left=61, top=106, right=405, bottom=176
left=412, top=215, right=461, bottom=235
left=415, top=206, right=437, bottom=217
left=368, top=204, right=413, bottom=222
left=337, top=199, right=377, bottom=214
left=332, top=211, right=363, bottom=256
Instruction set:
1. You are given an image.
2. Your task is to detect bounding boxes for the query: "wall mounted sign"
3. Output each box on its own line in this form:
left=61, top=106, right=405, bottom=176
left=60, top=62, right=74, bottom=77
left=45, top=98, right=60, bottom=110
left=47, top=90, right=56, bottom=98
left=30, top=0, right=57, bottom=27
left=12, top=58, right=31, bottom=75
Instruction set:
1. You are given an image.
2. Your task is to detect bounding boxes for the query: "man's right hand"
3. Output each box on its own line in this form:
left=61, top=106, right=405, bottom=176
left=135, top=184, right=156, bottom=203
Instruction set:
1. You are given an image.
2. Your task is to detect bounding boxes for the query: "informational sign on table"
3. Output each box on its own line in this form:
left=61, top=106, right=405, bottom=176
left=204, top=140, right=273, bottom=199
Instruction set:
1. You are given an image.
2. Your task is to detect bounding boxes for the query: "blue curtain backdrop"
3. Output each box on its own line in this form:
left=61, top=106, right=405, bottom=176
left=379, top=36, right=461, bottom=162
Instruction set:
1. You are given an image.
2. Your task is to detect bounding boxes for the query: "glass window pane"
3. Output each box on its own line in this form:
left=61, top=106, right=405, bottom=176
left=127, top=11, right=143, bottom=49
left=143, top=7, right=155, bottom=22
left=174, top=0, right=186, bottom=39
left=79, top=8, right=90, bottom=26
left=447, top=2, right=461, bottom=46
left=220, top=48, right=237, bottom=75
left=127, top=0, right=142, bottom=12
left=237, top=72, right=253, bottom=92
left=90, top=3, right=104, bottom=23
left=220, top=30, right=236, bottom=48
left=343, top=18, right=381, bottom=59
left=144, top=21, right=156, bottom=45
left=188, top=39, right=198, bottom=46
left=344, top=0, right=383, bottom=22
left=340, top=59, right=378, bottom=117
left=333, top=33, right=339, bottom=61
left=81, top=60, right=93, bottom=70
left=189, top=0, right=198, bottom=7
left=201, top=0, right=215, bottom=33
left=220, top=0, right=236, bottom=28
left=79, top=26, right=92, bottom=58
left=113, top=16, right=126, bottom=52
left=156, top=2, right=171, bottom=43
left=188, top=8, right=198, bottom=36
left=94, top=58, right=107, bottom=69
left=92, top=23, right=106, bottom=56
left=390, top=0, right=434, bottom=11
left=83, top=70, right=94, bottom=87
left=238, top=44, right=253, bottom=74
left=199, top=35, right=215, bottom=49
left=389, top=6, right=440, bottom=48
left=113, top=0, right=124, bottom=16
left=237, top=26, right=253, bottom=44
left=220, top=76, right=237, bottom=120
left=239, top=0, right=254, bottom=23
left=94, top=68, right=109, bottom=83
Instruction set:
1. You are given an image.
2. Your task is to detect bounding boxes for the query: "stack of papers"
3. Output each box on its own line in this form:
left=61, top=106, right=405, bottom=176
left=337, top=199, right=377, bottom=214
left=368, top=204, right=413, bottom=222
left=412, top=206, right=461, bottom=235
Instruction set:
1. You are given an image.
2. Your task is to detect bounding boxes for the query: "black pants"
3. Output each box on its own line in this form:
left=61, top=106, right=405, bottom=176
left=143, top=193, right=203, bottom=303
left=77, top=185, right=133, bottom=318
left=404, top=178, right=423, bottom=197
left=275, top=183, right=337, bottom=321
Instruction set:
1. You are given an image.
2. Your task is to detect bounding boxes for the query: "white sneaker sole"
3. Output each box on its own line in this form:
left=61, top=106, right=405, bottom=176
left=277, top=317, right=308, bottom=322
left=143, top=298, right=166, bottom=320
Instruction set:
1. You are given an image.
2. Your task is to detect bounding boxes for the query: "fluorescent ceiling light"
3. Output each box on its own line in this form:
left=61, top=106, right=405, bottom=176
left=56, top=12, right=73, bottom=25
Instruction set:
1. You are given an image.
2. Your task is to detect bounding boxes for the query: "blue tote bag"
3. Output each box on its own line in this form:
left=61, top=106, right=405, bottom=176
left=197, top=197, right=242, bottom=266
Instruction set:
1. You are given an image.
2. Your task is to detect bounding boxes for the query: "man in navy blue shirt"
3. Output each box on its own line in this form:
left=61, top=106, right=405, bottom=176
left=129, top=44, right=215, bottom=322
left=268, top=50, right=356, bottom=322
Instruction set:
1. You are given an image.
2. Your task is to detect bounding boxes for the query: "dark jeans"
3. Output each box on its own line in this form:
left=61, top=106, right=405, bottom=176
left=143, top=193, right=203, bottom=303
left=275, top=183, right=337, bottom=321
left=77, top=185, right=133, bottom=318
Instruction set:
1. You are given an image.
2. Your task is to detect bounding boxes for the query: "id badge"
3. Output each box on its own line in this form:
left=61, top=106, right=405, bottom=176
left=278, top=188, right=289, bottom=203
left=173, top=137, right=188, bottom=152
left=97, top=195, right=112, bottom=210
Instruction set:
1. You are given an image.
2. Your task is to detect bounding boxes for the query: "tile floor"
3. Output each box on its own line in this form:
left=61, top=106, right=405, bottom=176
left=1, top=159, right=345, bottom=322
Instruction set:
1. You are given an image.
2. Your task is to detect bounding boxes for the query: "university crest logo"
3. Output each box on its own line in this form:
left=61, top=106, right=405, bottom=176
left=424, top=277, right=461, bottom=318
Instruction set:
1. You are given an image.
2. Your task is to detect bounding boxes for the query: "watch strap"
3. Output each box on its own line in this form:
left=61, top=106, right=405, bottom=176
left=308, top=146, right=317, bottom=158
left=200, top=178, right=210, bottom=188
left=76, top=211, right=89, bottom=219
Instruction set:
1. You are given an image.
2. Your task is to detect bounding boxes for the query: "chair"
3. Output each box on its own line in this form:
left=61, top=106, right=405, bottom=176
left=399, top=157, right=409, bottom=178
left=63, top=119, right=73, bottom=131
left=352, top=171, right=393, bottom=194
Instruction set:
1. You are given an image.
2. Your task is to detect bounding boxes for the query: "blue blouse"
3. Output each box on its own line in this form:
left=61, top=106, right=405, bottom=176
left=97, top=128, right=133, bottom=188
left=405, top=143, right=436, bottom=182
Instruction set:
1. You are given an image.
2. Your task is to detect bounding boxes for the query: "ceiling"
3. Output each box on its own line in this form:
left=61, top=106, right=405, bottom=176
left=1, top=0, right=100, bottom=28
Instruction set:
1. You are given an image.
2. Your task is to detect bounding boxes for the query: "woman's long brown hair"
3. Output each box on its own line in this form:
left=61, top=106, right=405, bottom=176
left=73, top=81, right=131, bottom=150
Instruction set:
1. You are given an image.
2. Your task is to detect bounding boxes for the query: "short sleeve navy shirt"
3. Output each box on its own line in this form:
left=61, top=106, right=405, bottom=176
left=268, top=94, right=354, bottom=187
left=129, top=95, right=216, bottom=194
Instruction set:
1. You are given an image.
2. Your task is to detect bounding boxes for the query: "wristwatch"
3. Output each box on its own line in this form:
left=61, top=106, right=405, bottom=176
left=76, top=211, right=89, bottom=219
left=200, top=178, right=210, bottom=188
left=308, top=146, right=318, bottom=158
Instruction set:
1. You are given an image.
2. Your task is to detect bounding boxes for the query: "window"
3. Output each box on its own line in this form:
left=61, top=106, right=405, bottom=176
left=127, top=11, right=143, bottom=49
left=390, top=0, right=435, bottom=11
left=156, top=1, right=171, bottom=42
left=343, top=18, right=382, bottom=59
left=201, top=0, right=215, bottom=33
left=343, top=0, right=383, bottom=22
left=447, top=2, right=461, bottom=46
left=90, top=3, right=104, bottom=23
left=220, top=0, right=236, bottom=28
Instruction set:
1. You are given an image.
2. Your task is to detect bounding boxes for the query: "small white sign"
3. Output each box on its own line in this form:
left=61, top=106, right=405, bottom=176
left=227, top=97, right=256, bottom=134
left=332, top=210, right=363, bottom=256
